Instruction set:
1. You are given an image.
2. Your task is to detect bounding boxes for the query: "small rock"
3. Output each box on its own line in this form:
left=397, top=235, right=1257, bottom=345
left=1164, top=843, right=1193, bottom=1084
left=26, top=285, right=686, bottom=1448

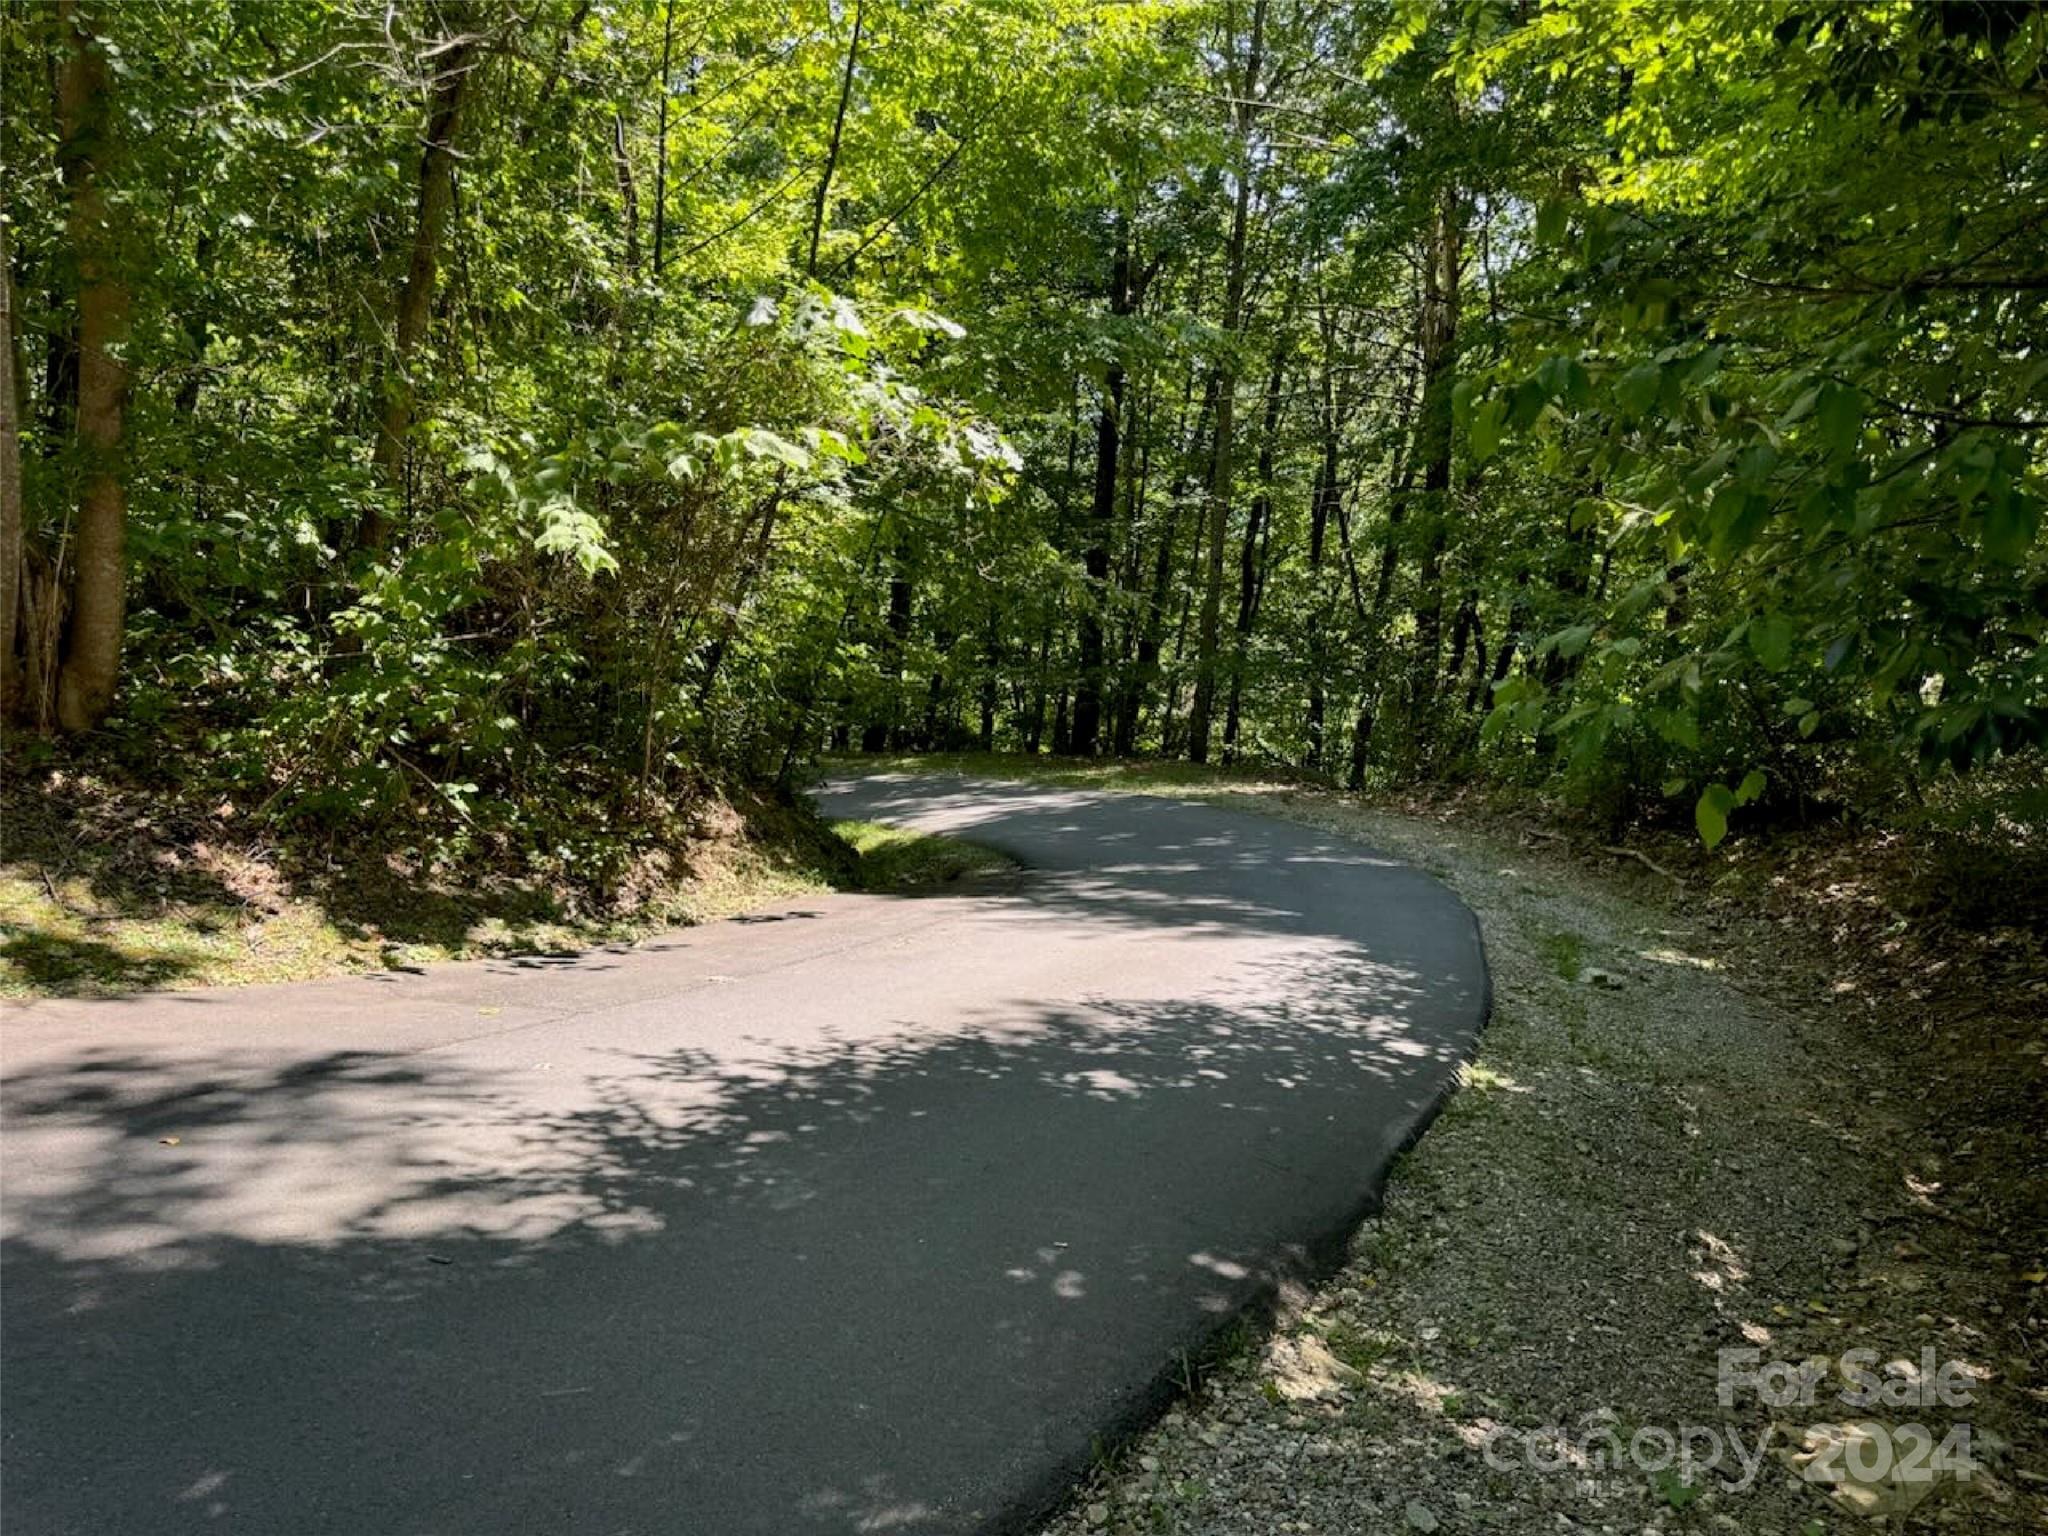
left=1406, top=1500, right=1441, bottom=1532
left=1584, top=968, right=1624, bottom=990
left=1085, top=1501, right=1108, bottom=1526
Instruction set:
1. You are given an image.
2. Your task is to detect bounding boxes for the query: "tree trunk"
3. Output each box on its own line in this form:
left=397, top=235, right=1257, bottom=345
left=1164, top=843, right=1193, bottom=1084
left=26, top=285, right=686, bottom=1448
left=1118, top=368, right=1211, bottom=756
left=362, top=7, right=478, bottom=550
left=0, top=216, right=23, bottom=718
left=695, top=477, right=786, bottom=709
left=651, top=0, right=677, bottom=276
left=806, top=0, right=864, bottom=278
left=865, top=533, right=912, bottom=751
left=978, top=619, right=999, bottom=750
left=517, top=0, right=589, bottom=148
left=53, top=0, right=130, bottom=733
left=1072, top=219, right=1132, bottom=757
left=1402, top=182, right=1464, bottom=749
left=1222, top=341, right=1285, bottom=762
left=1024, top=621, right=1051, bottom=753
left=611, top=112, right=641, bottom=279
left=1304, top=313, right=1343, bottom=771
left=1186, top=0, right=1266, bottom=764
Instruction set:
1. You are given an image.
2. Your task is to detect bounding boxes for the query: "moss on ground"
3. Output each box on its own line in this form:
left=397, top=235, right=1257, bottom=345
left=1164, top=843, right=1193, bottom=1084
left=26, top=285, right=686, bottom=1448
left=828, top=820, right=1016, bottom=892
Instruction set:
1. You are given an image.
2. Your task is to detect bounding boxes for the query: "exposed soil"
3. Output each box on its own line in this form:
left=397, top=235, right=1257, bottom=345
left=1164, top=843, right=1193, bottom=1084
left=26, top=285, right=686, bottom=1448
left=0, top=752, right=857, bottom=996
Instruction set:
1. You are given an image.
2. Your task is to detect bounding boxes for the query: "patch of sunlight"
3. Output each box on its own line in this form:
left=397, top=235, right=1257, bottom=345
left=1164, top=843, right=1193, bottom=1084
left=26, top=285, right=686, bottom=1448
left=1639, top=945, right=1721, bottom=971
left=828, top=819, right=1013, bottom=891
left=1373, top=1365, right=1468, bottom=1418
left=1457, top=1060, right=1527, bottom=1093
left=1188, top=1251, right=1251, bottom=1281
left=1690, top=1229, right=1751, bottom=1294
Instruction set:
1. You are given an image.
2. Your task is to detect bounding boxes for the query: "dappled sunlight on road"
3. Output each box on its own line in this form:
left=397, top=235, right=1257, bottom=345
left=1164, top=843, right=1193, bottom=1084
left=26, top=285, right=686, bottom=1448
left=2, top=774, right=1485, bottom=1533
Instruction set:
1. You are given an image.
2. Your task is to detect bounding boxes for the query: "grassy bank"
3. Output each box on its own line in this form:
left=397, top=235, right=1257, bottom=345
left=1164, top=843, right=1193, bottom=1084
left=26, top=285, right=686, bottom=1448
left=0, top=760, right=1005, bottom=999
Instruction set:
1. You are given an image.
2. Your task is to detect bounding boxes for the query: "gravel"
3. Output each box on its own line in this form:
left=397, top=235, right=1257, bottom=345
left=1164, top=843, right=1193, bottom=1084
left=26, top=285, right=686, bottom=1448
left=1032, top=793, right=2043, bottom=1536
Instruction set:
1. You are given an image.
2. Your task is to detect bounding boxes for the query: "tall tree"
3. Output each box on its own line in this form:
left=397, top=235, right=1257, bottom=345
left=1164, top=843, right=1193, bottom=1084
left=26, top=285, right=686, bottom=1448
left=1186, top=0, right=1267, bottom=764
left=1399, top=181, right=1463, bottom=756
left=0, top=216, right=21, bottom=718
left=1071, top=214, right=1134, bottom=756
left=1222, top=339, right=1286, bottom=760
left=806, top=0, right=865, bottom=278
left=362, top=5, right=479, bottom=550
left=51, top=0, right=129, bottom=732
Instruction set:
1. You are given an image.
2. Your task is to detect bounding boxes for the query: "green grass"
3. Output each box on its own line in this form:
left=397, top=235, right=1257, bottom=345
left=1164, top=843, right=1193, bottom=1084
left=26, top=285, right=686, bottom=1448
left=1320, top=1317, right=1395, bottom=1375
left=824, top=749, right=1313, bottom=797
left=1537, top=928, right=1586, bottom=982
left=829, top=820, right=1015, bottom=891
left=0, top=810, right=1014, bottom=999
left=0, top=768, right=861, bottom=1000
left=0, top=841, right=844, bottom=1000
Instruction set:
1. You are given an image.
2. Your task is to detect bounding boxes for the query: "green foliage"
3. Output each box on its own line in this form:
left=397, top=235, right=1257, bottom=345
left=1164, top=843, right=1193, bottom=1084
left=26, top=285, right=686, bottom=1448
left=4, top=0, right=2036, bottom=874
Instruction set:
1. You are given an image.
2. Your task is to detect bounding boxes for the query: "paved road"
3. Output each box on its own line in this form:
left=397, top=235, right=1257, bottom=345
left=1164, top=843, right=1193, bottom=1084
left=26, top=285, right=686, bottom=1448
left=1, top=773, right=1487, bottom=1535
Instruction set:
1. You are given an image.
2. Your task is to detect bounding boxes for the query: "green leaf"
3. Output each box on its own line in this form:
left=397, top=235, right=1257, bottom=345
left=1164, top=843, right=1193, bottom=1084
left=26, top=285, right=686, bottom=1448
left=740, top=428, right=813, bottom=470
left=1653, top=709, right=1700, bottom=749
left=1550, top=624, right=1595, bottom=659
left=1816, top=383, right=1863, bottom=457
left=1695, top=783, right=1737, bottom=849
left=1735, top=769, right=1767, bottom=806
left=1615, top=363, right=1662, bottom=418
left=1708, top=486, right=1771, bottom=560
left=1748, top=613, right=1794, bottom=672
left=1470, top=397, right=1507, bottom=462
left=1982, top=491, right=2039, bottom=564
left=533, top=497, right=619, bottom=577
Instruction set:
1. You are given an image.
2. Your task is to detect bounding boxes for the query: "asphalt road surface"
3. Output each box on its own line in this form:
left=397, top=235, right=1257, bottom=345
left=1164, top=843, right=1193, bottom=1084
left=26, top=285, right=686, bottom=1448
left=1, top=773, right=1488, bottom=1534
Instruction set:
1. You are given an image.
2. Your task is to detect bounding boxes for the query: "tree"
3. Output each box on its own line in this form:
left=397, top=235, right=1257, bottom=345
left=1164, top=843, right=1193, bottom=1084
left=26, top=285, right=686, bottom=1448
left=1185, top=0, right=1267, bottom=765
left=0, top=216, right=21, bottom=718
left=51, top=0, right=129, bottom=732
left=0, top=0, right=2031, bottom=854
left=362, top=4, right=480, bottom=551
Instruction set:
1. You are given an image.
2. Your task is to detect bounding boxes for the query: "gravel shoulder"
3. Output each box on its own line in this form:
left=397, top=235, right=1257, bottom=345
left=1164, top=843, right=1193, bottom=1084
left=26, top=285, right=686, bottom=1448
left=1032, top=789, right=2045, bottom=1536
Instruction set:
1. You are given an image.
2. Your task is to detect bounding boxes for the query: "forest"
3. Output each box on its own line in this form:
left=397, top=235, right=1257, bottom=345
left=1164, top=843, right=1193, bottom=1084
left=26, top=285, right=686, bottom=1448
left=4, top=6, right=2047, bottom=1530
left=2, top=0, right=2043, bottom=902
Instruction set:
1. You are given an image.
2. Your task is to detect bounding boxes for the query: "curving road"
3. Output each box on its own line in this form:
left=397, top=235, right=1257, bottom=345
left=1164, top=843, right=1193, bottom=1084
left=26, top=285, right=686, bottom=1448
left=0, top=773, right=1487, bottom=1535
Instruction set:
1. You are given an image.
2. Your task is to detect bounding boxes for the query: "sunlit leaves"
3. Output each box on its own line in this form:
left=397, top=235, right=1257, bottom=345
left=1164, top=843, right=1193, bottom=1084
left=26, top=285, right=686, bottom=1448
left=533, top=499, right=620, bottom=577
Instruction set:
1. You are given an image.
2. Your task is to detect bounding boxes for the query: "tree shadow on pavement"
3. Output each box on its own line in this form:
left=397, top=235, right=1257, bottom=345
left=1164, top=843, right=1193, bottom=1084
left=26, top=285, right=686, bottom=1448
left=2, top=946, right=1473, bottom=1535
